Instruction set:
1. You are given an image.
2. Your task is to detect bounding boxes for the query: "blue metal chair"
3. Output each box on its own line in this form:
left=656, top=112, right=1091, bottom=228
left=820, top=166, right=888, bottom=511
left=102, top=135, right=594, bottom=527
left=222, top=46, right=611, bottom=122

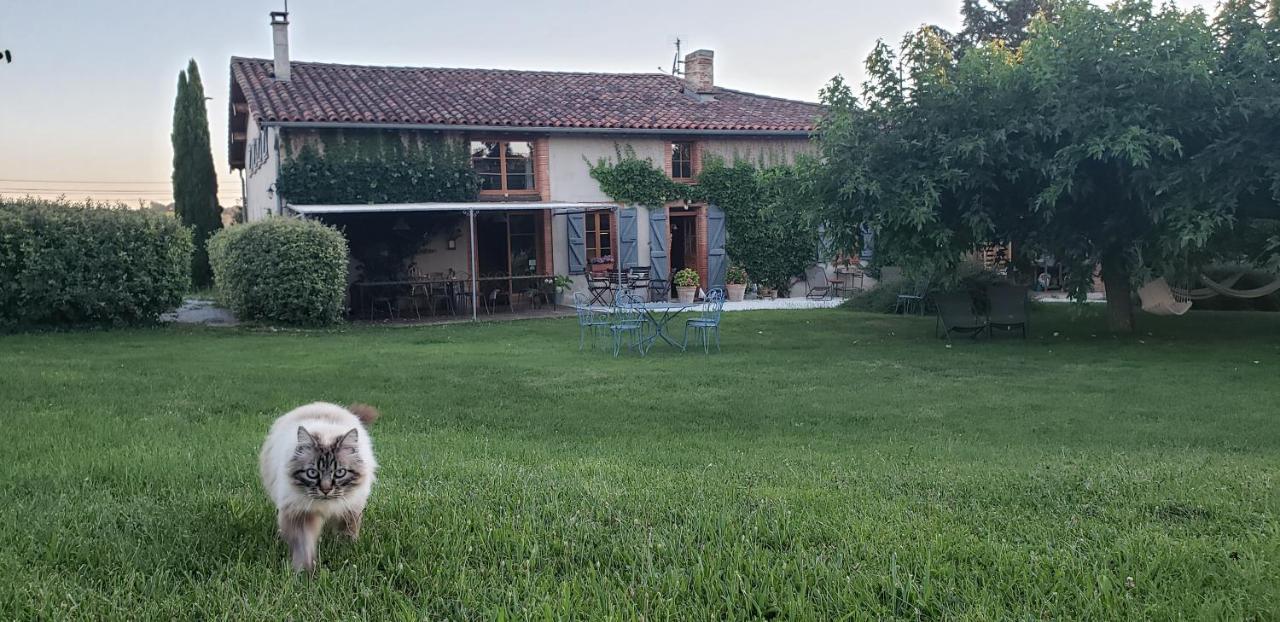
left=683, top=289, right=725, bottom=354
left=572, top=292, right=610, bottom=351
left=609, top=292, right=648, bottom=357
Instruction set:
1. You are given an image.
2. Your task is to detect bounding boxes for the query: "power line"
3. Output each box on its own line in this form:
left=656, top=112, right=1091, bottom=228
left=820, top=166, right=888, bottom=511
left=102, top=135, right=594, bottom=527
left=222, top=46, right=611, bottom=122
left=0, top=177, right=239, bottom=184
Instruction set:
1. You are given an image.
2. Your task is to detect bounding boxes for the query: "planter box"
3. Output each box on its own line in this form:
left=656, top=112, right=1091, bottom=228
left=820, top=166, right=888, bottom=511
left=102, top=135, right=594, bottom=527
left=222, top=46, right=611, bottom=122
left=676, top=286, right=697, bottom=303
left=726, top=283, right=746, bottom=302
left=590, top=262, right=615, bottom=274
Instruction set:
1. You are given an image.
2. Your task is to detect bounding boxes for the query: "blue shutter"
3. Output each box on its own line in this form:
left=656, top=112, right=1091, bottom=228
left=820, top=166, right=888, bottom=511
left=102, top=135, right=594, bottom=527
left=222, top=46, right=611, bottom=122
left=707, top=204, right=727, bottom=289
left=567, top=211, right=586, bottom=275
left=648, top=207, right=669, bottom=284
left=618, top=207, right=638, bottom=269
left=858, top=222, right=875, bottom=263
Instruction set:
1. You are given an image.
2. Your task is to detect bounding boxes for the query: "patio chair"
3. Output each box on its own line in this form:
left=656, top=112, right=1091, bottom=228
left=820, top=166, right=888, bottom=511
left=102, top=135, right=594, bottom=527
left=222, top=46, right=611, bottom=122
left=986, top=285, right=1030, bottom=338
left=648, top=278, right=670, bottom=302
left=834, top=265, right=865, bottom=297
left=934, top=291, right=987, bottom=340
left=805, top=268, right=836, bottom=300
left=609, top=292, right=648, bottom=357
left=626, top=267, right=651, bottom=297
left=683, top=289, right=726, bottom=354
left=587, top=273, right=613, bottom=306
left=894, top=278, right=930, bottom=315
left=572, top=291, right=610, bottom=351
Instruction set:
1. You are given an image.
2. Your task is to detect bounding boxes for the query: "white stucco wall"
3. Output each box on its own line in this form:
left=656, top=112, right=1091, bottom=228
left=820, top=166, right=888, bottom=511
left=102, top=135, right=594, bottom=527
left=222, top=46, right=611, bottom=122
left=243, top=120, right=279, bottom=222
left=547, top=136, right=664, bottom=202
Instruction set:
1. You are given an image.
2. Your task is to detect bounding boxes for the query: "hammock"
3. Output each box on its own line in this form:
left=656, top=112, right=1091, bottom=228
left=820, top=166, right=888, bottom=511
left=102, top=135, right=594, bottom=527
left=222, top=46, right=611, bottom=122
left=1169, top=272, right=1245, bottom=300
left=1197, top=273, right=1280, bottom=299
left=1138, top=278, right=1193, bottom=316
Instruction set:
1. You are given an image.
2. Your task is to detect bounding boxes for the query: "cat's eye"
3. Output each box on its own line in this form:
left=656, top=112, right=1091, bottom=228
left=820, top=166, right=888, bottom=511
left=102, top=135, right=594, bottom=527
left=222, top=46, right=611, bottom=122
left=305, top=468, right=318, bottom=479
left=335, top=468, right=347, bottom=478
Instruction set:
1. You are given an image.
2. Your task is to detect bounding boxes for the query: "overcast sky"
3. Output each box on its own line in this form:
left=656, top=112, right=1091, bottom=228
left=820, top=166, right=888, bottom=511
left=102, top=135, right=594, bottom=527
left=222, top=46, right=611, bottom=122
left=0, top=0, right=1210, bottom=206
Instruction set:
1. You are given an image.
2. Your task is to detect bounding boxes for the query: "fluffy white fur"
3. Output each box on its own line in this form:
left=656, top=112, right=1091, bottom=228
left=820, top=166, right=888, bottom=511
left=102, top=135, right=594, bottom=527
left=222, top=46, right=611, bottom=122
left=259, top=402, right=378, bottom=571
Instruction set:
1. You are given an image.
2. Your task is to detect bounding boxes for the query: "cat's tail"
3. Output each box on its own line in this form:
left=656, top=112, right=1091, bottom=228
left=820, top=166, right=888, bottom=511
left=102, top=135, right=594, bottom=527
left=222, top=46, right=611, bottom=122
left=348, top=403, right=381, bottom=426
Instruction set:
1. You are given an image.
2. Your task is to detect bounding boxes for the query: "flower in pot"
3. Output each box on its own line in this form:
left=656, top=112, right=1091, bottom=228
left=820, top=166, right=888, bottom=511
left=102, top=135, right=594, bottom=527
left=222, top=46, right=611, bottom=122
left=542, top=274, right=574, bottom=304
left=589, top=254, right=615, bottom=273
left=673, top=268, right=700, bottom=303
left=725, top=265, right=748, bottom=302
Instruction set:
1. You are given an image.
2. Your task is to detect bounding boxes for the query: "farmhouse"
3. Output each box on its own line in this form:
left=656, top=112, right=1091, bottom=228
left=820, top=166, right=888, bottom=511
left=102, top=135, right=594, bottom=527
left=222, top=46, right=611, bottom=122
left=228, top=11, right=821, bottom=317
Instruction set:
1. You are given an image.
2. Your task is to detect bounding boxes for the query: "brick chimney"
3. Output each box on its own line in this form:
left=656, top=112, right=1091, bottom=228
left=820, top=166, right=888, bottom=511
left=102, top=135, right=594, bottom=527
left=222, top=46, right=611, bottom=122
left=684, top=49, right=714, bottom=93
left=270, top=11, right=290, bottom=82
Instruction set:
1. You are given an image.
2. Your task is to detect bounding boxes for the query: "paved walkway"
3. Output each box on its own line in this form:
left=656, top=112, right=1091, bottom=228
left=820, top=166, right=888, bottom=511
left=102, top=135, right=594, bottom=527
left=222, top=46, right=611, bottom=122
left=161, top=298, right=239, bottom=326
left=722, top=297, right=844, bottom=312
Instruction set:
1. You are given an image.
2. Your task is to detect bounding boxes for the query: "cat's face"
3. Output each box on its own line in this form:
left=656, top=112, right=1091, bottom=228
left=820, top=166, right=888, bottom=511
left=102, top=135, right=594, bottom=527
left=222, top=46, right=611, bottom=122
left=291, top=427, right=364, bottom=500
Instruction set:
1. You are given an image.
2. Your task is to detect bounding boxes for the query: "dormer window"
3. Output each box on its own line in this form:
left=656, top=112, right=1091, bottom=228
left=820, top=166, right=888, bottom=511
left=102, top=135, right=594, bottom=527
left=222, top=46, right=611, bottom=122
left=671, top=141, right=694, bottom=180
left=471, top=140, right=536, bottom=192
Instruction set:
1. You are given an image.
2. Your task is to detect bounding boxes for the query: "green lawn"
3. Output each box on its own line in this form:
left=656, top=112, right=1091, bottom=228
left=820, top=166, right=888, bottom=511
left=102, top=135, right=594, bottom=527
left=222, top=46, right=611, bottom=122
left=1, top=307, right=1277, bottom=619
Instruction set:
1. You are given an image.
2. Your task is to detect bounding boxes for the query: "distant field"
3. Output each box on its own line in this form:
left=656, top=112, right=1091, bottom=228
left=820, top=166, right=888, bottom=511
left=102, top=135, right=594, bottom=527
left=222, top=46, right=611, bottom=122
left=1, top=307, right=1276, bottom=619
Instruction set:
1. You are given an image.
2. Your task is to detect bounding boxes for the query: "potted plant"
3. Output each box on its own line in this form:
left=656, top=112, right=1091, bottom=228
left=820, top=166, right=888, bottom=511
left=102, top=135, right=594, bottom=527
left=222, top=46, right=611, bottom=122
left=725, top=265, right=748, bottom=302
left=589, top=255, right=615, bottom=274
left=673, top=268, right=700, bottom=303
left=542, top=274, right=573, bottom=305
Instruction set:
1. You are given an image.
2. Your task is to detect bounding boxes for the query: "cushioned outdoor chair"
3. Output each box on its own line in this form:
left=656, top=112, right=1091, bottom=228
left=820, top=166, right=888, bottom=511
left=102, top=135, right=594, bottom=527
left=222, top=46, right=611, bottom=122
left=683, top=289, right=726, bottom=354
left=934, top=291, right=988, bottom=340
left=986, top=285, right=1030, bottom=338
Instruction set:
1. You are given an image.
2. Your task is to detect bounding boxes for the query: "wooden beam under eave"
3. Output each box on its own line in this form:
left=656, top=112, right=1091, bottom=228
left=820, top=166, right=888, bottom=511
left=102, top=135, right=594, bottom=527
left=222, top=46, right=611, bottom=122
left=233, top=102, right=249, bottom=114
left=231, top=132, right=247, bottom=142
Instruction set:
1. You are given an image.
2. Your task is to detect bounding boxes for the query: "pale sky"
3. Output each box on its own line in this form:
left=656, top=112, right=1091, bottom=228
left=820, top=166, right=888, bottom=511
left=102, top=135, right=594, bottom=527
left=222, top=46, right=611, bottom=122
left=0, top=0, right=1210, bottom=206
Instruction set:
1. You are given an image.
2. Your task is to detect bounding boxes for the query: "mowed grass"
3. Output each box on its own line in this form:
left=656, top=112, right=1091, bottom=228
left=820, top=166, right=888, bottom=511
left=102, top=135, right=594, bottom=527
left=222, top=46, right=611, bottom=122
left=1, top=307, right=1278, bottom=620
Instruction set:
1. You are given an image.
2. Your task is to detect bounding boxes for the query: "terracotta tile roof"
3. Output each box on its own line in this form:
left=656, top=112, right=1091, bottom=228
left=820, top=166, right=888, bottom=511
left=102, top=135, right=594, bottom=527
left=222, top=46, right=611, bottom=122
left=229, top=57, right=822, bottom=133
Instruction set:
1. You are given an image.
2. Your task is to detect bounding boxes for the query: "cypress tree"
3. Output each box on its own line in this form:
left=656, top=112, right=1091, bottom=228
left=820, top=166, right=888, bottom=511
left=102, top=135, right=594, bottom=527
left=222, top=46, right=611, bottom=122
left=171, top=59, right=222, bottom=288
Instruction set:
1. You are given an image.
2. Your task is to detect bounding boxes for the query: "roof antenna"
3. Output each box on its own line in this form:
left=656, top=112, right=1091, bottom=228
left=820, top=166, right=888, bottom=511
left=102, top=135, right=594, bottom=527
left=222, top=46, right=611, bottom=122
left=661, top=38, right=684, bottom=76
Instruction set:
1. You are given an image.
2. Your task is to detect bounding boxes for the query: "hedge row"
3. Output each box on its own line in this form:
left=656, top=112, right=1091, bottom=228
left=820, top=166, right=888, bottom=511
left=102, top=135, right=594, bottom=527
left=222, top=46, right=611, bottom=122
left=208, top=218, right=348, bottom=326
left=0, top=198, right=192, bottom=330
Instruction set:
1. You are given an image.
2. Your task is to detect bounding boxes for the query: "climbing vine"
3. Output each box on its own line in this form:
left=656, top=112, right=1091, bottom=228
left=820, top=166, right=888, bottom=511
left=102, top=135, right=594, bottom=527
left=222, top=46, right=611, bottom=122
left=277, top=130, right=480, bottom=205
left=586, top=145, right=696, bottom=206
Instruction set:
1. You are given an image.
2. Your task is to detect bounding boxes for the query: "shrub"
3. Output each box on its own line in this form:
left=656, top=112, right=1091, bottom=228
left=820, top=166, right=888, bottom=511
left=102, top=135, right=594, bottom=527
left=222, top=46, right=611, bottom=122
left=841, top=282, right=902, bottom=314
left=208, top=218, right=348, bottom=326
left=726, top=265, right=748, bottom=285
left=841, top=260, right=1012, bottom=314
left=0, top=197, right=192, bottom=330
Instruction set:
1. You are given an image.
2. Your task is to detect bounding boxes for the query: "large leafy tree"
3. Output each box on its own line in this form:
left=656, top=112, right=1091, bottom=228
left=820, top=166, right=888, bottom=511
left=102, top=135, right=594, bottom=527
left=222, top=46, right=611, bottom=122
left=171, top=59, right=222, bottom=287
left=958, top=0, right=1055, bottom=48
left=813, top=0, right=1260, bottom=332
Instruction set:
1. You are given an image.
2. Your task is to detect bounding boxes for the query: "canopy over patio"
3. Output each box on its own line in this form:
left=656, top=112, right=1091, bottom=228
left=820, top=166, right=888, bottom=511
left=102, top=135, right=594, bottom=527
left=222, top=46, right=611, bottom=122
left=286, top=201, right=618, bottom=321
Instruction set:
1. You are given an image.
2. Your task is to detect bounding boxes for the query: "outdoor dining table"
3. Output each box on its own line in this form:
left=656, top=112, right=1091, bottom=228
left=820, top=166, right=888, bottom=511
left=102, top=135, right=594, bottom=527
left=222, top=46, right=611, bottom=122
left=581, top=300, right=701, bottom=351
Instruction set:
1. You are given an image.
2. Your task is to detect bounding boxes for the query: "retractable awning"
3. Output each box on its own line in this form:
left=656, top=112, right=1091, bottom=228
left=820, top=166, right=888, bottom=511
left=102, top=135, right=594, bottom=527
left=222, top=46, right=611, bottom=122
left=286, top=201, right=617, bottom=215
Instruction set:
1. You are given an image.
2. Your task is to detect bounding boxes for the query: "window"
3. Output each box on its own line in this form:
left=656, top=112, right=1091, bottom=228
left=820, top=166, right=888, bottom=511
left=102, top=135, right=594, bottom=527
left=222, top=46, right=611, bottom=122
left=470, top=140, right=536, bottom=192
left=671, top=141, right=694, bottom=180
left=585, top=211, right=612, bottom=261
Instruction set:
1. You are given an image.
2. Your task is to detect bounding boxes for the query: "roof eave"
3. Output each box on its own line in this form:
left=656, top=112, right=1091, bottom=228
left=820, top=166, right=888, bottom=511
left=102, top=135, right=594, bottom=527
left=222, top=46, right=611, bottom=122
left=259, top=120, right=813, bottom=137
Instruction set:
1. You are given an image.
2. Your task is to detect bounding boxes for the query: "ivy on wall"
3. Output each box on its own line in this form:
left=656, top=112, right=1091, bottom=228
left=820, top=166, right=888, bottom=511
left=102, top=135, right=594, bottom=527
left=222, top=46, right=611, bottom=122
left=588, top=146, right=819, bottom=291
left=587, top=145, right=696, bottom=206
left=276, top=130, right=480, bottom=205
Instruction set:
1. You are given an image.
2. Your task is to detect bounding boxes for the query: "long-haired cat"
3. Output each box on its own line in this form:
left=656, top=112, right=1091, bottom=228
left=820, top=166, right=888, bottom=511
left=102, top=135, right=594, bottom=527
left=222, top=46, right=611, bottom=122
left=259, top=402, right=380, bottom=572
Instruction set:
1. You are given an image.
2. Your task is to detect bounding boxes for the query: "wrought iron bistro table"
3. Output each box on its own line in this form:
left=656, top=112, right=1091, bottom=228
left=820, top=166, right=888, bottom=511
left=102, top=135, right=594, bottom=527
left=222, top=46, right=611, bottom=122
left=582, top=300, right=700, bottom=351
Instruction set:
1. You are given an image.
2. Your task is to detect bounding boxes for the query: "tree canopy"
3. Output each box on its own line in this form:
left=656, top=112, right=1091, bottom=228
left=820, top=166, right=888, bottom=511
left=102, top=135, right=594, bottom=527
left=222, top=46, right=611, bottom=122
left=813, top=0, right=1280, bottom=331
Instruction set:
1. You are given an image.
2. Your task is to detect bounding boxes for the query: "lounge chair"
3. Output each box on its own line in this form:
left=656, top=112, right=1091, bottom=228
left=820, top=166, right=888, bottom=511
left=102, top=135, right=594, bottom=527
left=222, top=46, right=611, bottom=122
left=805, top=268, right=836, bottom=300
left=986, top=285, right=1030, bottom=338
left=934, top=292, right=987, bottom=340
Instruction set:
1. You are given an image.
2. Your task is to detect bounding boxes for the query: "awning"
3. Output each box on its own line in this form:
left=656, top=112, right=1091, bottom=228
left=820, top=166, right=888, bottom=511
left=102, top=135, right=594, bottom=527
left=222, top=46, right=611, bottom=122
left=287, top=201, right=618, bottom=215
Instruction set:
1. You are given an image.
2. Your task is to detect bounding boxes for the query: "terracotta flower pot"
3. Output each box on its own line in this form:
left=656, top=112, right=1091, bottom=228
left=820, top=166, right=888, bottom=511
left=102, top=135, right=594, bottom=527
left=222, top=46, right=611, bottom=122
left=726, top=283, right=746, bottom=302
left=676, top=286, right=697, bottom=303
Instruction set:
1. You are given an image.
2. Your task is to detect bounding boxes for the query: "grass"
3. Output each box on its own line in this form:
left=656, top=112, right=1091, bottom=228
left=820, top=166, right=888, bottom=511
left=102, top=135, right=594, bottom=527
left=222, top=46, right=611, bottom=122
left=1, top=306, right=1277, bottom=619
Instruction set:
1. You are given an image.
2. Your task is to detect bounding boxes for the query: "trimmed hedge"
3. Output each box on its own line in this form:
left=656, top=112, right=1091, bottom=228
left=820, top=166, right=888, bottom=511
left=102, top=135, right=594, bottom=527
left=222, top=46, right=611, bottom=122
left=0, top=198, right=192, bottom=330
left=208, top=218, right=348, bottom=326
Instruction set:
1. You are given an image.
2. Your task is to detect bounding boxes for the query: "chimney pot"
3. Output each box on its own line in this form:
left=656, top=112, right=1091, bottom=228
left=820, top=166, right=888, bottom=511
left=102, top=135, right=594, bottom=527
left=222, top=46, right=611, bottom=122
left=684, top=49, right=714, bottom=94
left=270, top=11, right=290, bottom=82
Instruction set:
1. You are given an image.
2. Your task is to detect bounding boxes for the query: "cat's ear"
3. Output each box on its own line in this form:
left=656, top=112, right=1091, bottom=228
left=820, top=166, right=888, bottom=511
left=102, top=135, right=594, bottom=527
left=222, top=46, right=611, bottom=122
left=296, top=426, right=317, bottom=448
left=335, top=428, right=359, bottom=453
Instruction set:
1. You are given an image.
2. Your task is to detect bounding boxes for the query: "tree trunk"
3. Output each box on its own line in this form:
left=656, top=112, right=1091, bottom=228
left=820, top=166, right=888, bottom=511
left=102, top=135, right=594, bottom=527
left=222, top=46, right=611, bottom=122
left=1100, top=256, right=1135, bottom=333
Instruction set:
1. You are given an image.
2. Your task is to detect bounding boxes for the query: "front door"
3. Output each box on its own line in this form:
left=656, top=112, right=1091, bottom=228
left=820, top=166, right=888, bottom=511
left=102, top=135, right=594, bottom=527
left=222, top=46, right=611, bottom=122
left=669, top=211, right=699, bottom=291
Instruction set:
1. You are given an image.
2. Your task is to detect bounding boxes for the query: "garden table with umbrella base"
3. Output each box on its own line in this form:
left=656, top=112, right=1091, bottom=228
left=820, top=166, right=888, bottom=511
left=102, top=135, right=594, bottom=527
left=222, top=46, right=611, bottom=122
left=579, top=301, right=700, bottom=351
